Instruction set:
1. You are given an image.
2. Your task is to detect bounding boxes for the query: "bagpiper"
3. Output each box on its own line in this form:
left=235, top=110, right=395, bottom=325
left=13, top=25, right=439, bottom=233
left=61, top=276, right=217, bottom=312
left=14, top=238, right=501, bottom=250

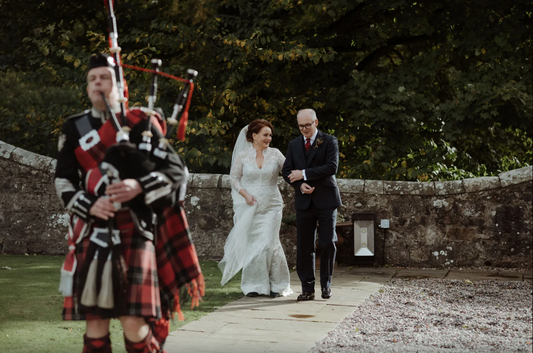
left=55, top=52, right=203, bottom=353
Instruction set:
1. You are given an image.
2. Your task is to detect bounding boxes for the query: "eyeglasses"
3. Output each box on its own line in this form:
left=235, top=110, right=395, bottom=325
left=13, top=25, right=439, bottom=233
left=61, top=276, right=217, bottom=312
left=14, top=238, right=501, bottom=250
left=298, top=122, right=315, bottom=130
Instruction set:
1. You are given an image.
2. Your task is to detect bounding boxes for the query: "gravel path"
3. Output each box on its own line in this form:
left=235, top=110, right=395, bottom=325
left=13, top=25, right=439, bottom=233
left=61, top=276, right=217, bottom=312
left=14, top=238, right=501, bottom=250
left=311, top=278, right=532, bottom=353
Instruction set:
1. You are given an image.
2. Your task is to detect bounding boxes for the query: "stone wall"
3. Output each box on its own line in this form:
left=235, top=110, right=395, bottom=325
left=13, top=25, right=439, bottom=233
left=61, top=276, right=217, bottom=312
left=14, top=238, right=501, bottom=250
left=1, top=140, right=531, bottom=268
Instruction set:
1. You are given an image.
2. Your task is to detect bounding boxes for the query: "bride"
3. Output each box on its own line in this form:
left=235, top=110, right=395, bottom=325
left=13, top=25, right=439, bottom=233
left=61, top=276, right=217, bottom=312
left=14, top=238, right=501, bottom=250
left=219, top=119, right=292, bottom=298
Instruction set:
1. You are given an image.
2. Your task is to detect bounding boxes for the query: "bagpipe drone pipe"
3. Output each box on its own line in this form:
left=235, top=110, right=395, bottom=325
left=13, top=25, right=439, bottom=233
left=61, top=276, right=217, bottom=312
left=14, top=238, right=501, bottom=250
left=76, top=0, right=200, bottom=316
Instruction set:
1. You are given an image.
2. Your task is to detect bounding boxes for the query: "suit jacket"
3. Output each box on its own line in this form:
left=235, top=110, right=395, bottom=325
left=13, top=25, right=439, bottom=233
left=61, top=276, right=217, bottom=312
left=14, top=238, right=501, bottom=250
left=282, top=130, right=342, bottom=211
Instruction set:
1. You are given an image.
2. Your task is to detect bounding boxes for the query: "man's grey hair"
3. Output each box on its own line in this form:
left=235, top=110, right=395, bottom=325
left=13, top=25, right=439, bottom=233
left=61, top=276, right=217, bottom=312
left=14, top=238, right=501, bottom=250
left=297, top=108, right=317, bottom=121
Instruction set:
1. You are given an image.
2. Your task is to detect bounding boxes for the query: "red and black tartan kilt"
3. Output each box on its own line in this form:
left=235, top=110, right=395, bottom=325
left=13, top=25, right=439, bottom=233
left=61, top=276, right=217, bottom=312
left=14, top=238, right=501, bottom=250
left=155, top=205, right=202, bottom=313
left=63, top=209, right=161, bottom=321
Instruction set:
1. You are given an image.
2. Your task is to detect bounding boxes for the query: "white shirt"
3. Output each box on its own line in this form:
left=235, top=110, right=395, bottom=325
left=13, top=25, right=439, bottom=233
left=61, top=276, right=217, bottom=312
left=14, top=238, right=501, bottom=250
left=303, top=129, right=319, bottom=147
left=302, top=129, right=319, bottom=181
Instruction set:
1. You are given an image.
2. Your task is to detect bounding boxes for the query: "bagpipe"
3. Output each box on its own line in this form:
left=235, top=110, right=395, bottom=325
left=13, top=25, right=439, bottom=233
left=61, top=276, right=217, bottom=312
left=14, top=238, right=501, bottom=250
left=97, top=0, right=197, bottom=196
left=76, top=0, right=203, bottom=319
left=102, top=0, right=197, bottom=145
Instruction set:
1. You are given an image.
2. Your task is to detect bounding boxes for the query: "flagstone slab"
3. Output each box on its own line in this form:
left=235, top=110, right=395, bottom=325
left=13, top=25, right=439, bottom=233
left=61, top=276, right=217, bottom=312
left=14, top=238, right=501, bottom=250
left=347, top=267, right=399, bottom=276
left=330, top=274, right=367, bottom=286
left=524, top=273, right=532, bottom=282
left=445, top=270, right=498, bottom=281
left=165, top=335, right=273, bottom=353
left=176, top=319, right=229, bottom=334
left=394, top=268, right=449, bottom=279
left=490, top=271, right=526, bottom=281
left=444, top=270, right=526, bottom=282
left=346, top=267, right=398, bottom=283
left=265, top=341, right=319, bottom=353
left=207, top=321, right=333, bottom=342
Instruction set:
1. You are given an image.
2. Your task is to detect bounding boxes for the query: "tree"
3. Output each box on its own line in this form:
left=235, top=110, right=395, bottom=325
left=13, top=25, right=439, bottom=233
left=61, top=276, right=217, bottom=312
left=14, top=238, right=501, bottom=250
left=1, top=0, right=531, bottom=179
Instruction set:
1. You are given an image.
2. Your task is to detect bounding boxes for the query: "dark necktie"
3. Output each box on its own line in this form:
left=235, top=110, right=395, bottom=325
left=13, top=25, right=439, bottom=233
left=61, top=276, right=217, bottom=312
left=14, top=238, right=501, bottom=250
left=305, top=138, right=311, bottom=152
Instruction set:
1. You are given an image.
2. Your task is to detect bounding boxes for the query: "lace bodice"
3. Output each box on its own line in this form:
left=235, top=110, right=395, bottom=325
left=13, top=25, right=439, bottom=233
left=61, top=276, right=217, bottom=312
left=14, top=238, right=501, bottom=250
left=230, top=147, right=285, bottom=193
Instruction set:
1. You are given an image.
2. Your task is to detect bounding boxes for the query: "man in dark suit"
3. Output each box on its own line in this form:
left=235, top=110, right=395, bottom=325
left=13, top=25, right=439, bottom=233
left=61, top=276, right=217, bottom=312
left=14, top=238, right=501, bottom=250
left=282, top=109, right=342, bottom=301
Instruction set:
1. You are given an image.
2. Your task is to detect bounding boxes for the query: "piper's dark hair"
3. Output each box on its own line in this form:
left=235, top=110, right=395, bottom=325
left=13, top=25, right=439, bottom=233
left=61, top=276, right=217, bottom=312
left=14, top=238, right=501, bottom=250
left=246, top=119, right=273, bottom=142
left=88, top=53, right=115, bottom=71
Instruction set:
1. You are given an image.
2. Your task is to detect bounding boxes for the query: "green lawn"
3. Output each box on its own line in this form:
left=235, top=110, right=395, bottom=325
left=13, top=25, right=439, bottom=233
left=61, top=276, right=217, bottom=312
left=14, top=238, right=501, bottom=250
left=0, top=255, right=243, bottom=353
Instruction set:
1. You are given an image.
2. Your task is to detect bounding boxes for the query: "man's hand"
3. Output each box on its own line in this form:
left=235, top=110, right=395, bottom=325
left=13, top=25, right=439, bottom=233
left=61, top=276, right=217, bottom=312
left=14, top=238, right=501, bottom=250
left=288, top=170, right=304, bottom=183
left=89, top=197, right=116, bottom=220
left=300, top=183, right=315, bottom=194
left=106, top=179, right=142, bottom=203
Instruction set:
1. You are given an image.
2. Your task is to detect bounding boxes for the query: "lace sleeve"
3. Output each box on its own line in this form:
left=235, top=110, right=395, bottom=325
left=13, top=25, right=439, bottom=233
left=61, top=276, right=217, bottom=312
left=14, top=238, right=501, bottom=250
left=275, top=148, right=286, bottom=172
left=230, top=151, right=245, bottom=192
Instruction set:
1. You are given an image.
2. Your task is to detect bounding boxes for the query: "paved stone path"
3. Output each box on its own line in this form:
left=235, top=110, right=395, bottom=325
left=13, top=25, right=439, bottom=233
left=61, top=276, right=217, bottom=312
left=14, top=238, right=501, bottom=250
left=164, top=267, right=532, bottom=353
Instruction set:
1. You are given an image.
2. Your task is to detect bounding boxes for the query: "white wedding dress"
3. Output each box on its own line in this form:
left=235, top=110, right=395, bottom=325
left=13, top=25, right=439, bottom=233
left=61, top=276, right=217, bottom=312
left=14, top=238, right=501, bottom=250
left=219, top=144, right=292, bottom=296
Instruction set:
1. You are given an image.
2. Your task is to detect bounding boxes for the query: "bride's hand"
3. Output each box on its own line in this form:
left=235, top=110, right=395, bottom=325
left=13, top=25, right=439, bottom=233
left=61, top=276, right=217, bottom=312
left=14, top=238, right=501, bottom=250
left=239, top=189, right=256, bottom=205
left=244, top=193, right=257, bottom=206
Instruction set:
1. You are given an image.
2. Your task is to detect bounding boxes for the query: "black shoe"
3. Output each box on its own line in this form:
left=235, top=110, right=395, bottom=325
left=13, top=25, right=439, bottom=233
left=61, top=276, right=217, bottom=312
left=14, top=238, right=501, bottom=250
left=321, top=287, right=332, bottom=299
left=246, top=292, right=259, bottom=297
left=270, top=291, right=280, bottom=298
left=297, top=292, right=315, bottom=302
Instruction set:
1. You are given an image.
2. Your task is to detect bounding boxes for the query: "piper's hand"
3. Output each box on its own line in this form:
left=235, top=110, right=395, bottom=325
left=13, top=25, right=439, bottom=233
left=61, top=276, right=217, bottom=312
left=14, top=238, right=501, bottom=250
left=244, top=193, right=257, bottom=206
left=300, top=183, right=315, bottom=194
left=288, top=170, right=304, bottom=183
left=106, top=179, right=142, bottom=203
left=90, top=197, right=116, bottom=220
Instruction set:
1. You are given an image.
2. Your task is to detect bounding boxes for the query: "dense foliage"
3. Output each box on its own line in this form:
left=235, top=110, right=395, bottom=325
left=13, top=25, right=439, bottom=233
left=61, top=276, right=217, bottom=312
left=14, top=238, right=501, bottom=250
left=0, top=0, right=531, bottom=179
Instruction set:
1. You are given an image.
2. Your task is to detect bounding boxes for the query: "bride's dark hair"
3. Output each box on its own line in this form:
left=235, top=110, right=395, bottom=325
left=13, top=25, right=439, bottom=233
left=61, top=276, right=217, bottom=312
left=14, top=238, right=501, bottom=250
left=246, top=119, right=273, bottom=142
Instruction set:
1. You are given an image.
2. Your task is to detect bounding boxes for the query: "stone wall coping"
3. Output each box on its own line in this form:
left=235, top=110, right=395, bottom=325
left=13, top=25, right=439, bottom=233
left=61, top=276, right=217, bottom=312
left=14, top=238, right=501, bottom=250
left=463, top=176, right=501, bottom=193
left=1, top=140, right=531, bottom=196
left=499, top=166, right=533, bottom=187
left=0, top=140, right=15, bottom=159
left=435, top=180, right=465, bottom=195
left=1, top=140, right=56, bottom=175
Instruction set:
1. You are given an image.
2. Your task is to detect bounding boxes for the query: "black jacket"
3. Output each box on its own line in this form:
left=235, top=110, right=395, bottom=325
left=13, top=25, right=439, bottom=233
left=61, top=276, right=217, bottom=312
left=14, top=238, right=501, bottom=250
left=282, top=130, right=342, bottom=211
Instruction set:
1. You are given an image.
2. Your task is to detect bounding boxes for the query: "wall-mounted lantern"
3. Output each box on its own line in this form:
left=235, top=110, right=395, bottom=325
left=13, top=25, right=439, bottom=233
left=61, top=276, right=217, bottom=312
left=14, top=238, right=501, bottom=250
left=352, top=213, right=376, bottom=257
